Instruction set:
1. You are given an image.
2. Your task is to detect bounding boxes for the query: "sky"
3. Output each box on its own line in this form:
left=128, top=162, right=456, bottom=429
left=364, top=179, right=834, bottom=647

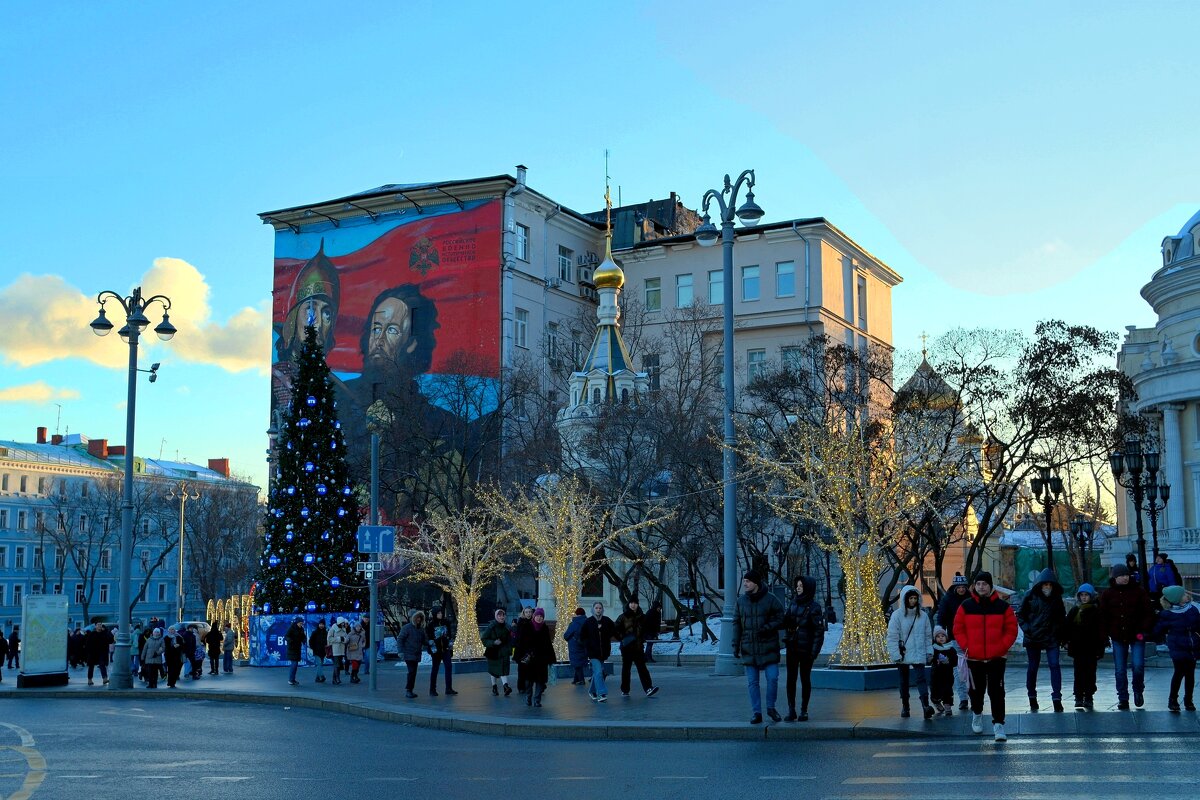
left=0, top=2, right=1195, bottom=492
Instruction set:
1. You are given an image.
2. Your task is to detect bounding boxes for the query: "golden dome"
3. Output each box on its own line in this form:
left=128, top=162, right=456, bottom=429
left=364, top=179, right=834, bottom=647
left=592, top=257, right=624, bottom=290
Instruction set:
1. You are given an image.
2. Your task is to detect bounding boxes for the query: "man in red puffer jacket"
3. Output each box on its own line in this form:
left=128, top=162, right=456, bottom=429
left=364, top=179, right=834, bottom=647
left=954, top=572, right=1018, bottom=742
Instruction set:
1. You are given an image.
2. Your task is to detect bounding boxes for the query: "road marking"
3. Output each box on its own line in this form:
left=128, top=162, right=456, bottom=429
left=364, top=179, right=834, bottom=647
left=884, top=736, right=1183, bottom=747
left=654, top=776, right=707, bottom=780
left=847, top=776, right=1200, bottom=785
left=0, top=724, right=35, bottom=749
left=874, top=747, right=1200, bottom=758
left=10, top=745, right=46, bottom=800
left=760, top=776, right=817, bottom=780
left=145, top=760, right=218, bottom=769
left=57, top=775, right=102, bottom=779
left=551, top=777, right=605, bottom=781
left=131, top=775, right=176, bottom=779
left=200, top=776, right=252, bottom=782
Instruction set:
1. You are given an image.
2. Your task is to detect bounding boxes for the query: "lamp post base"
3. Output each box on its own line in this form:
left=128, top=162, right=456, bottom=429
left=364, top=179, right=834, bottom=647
left=713, top=610, right=741, bottom=675
left=107, top=643, right=133, bottom=690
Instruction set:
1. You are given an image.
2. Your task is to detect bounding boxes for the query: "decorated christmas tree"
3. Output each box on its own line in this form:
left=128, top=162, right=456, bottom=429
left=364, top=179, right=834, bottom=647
left=257, top=324, right=366, bottom=615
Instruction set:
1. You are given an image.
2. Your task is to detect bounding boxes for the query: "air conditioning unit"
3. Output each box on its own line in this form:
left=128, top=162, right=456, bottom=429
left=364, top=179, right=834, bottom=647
left=577, top=266, right=593, bottom=284
left=579, top=285, right=598, bottom=302
left=577, top=252, right=599, bottom=266
left=546, top=277, right=562, bottom=289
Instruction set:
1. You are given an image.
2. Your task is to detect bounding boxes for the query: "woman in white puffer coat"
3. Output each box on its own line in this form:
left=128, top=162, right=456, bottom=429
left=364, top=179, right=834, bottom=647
left=327, top=618, right=350, bottom=685
left=886, top=585, right=934, bottom=719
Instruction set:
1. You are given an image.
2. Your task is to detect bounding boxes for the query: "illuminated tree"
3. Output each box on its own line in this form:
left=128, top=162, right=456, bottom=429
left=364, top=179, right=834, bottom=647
left=397, top=508, right=517, bottom=659
left=486, top=474, right=668, bottom=661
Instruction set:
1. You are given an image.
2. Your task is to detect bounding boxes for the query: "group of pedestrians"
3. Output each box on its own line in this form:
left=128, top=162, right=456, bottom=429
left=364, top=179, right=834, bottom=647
left=286, top=616, right=373, bottom=686
left=134, top=619, right=237, bottom=689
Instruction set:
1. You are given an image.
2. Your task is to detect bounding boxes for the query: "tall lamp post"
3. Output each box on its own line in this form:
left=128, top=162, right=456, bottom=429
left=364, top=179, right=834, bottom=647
left=1030, top=466, right=1064, bottom=568
left=89, top=287, right=176, bottom=690
left=1110, top=438, right=1167, bottom=585
left=1070, top=514, right=1095, bottom=585
left=695, top=170, right=764, bottom=675
left=168, top=481, right=200, bottom=623
left=1141, top=460, right=1170, bottom=561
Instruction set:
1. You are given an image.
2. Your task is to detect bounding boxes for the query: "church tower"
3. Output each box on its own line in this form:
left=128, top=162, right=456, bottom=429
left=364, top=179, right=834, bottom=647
left=556, top=186, right=650, bottom=472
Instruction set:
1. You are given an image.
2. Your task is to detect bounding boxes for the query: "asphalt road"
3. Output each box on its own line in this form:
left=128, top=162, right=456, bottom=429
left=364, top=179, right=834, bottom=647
left=0, top=699, right=1190, bottom=799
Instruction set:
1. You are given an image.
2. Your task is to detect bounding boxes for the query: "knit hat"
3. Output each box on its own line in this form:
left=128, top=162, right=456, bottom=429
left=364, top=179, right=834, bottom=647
left=574, top=608, right=586, bottom=616
left=952, top=574, right=968, bottom=587
left=1162, top=585, right=1188, bottom=606
left=1111, top=564, right=1130, bottom=579
left=743, top=570, right=763, bottom=587
left=933, top=625, right=949, bottom=639
left=972, top=571, right=993, bottom=587
left=1076, top=583, right=1095, bottom=599
left=534, top=608, right=545, bottom=618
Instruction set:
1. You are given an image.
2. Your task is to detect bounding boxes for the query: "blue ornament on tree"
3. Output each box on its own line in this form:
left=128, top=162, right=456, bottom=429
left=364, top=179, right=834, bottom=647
left=298, top=418, right=310, bottom=428
left=343, top=554, right=353, bottom=563
left=285, top=532, right=294, bottom=542
left=337, top=508, right=346, bottom=517
left=342, top=486, right=352, bottom=496
left=287, top=486, right=295, bottom=495
left=284, top=578, right=293, bottom=588
left=306, top=396, right=317, bottom=407
left=268, top=555, right=279, bottom=567
left=316, top=484, right=327, bottom=496
left=306, top=601, right=317, bottom=611
left=321, top=532, right=330, bottom=540
left=300, top=507, right=310, bottom=518
left=305, top=461, right=315, bottom=473
left=263, top=603, right=272, bottom=613
left=304, top=553, right=314, bottom=564
left=331, top=577, right=340, bottom=588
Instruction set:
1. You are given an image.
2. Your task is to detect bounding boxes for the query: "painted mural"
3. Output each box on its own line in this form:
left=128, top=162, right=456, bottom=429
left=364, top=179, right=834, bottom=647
left=270, top=198, right=503, bottom=501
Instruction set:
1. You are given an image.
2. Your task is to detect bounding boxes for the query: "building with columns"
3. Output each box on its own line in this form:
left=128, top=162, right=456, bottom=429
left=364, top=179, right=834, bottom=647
left=1115, top=208, right=1200, bottom=586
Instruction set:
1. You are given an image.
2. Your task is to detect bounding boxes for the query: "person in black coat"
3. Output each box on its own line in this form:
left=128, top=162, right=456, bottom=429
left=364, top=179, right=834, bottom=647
left=0, top=635, right=8, bottom=681
left=581, top=602, right=616, bottom=701
left=181, top=626, right=199, bottom=680
left=163, top=626, right=185, bottom=688
left=512, top=607, right=534, bottom=693
left=6, top=628, right=18, bottom=669
left=642, top=601, right=662, bottom=663
left=1017, top=568, right=1066, bottom=712
left=83, top=623, right=113, bottom=686
left=284, top=617, right=306, bottom=686
left=935, top=574, right=971, bottom=710
left=203, top=622, right=223, bottom=676
left=513, top=608, right=556, bottom=707
left=1064, top=583, right=1106, bottom=709
left=614, top=599, right=658, bottom=697
left=308, top=619, right=329, bottom=684
left=425, top=606, right=457, bottom=696
left=68, top=626, right=84, bottom=669
left=782, top=575, right=825, bottom=721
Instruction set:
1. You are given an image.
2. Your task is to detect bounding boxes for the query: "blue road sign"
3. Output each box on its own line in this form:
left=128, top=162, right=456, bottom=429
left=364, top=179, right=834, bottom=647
left=356, top=525, right=396, bottom=554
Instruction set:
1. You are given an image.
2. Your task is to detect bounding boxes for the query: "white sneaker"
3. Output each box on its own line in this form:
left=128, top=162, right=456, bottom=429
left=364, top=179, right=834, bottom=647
left=993, top=723, right=1007, bottom=742
left=971, top=713, right=983, bottom=734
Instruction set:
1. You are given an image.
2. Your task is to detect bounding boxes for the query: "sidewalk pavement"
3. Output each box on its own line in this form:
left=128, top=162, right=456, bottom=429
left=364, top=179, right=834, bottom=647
left=4, top=659, right=1198, bottom=741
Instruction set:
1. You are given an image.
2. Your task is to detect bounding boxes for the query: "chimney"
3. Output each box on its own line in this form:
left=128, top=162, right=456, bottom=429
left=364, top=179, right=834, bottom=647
left=87, top=439, right=109, bottom=459
left=515, top=164, right=527, bottom=187
left=108, top=445, right=125, bottom=457
left=208, top=458, right=231, bottom=478
left=51, top=434, right=63, bottom=445
left=36, top=427, right=47, bottom=444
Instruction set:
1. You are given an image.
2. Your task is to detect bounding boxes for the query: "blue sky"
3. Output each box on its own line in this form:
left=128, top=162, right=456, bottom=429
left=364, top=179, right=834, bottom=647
left=1, top=2, right=1195, bottom=490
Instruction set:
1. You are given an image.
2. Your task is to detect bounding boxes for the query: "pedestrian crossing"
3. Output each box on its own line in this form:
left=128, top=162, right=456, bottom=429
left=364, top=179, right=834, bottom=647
left=822, top=737, right=1200, bottom=800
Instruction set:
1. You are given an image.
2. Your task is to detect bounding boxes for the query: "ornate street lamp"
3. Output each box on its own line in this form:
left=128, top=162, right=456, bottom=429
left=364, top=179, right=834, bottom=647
left=1070, top=514, right=1095, bottom=583
left=1110, top=438, right=1169, bottom=585
left=696, top=170, right=764, bottom=675
left=90, top=286, right=175, bottom=690
left=1030, top=466, right=1064, bottom=567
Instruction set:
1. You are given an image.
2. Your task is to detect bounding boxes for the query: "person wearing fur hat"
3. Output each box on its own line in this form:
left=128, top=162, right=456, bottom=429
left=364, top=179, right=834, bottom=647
left=1064, top=584, right=1106, bottom=709
left=1154, top=585, right=1199, bottom=712
left=953, top=571, right=1018, bottom=742
left=733, top=569, right=785, bottom=724
left=398, top=611, right=426, bottom=698
left=1098, top=563, right=1155, bottom=709
left=936, top=573, right=972, bottom=710
left=930, top=626, right=958, bottom=716
left=481, top=608, right=514, bottom=696
left=1017, top=568, right=1066, bottom=712
left=513, top=608, right=556, bottom=707
left=1148, top=552, right=1180, bottom=601
left=887, top=585, right=934, bottom=720
left=327, top=618, right=349, bottom=685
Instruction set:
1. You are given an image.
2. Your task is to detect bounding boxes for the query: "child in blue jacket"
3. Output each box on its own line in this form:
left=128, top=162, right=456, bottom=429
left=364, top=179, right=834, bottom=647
left=1154, top=585, right=1200, bottom=712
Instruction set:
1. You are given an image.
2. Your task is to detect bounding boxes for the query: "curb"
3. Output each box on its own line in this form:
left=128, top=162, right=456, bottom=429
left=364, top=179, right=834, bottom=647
left=0, top=688, right=950, bottom=741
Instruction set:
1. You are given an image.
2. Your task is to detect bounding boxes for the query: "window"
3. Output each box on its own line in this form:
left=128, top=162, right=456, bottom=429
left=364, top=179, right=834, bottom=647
left=776, top=261, right=796, bottom=298
left=547, top=321, right=560, bottom=367
left=157, top=583, right=167, bottom=602
left=74, top=584, right=84, bottom=604
left=676, top=274, right=693, bottom=307
left=857, top=276, right=868, bottom=329
left=12, top=584, right=21, bottom=608
left=742, top=266, right=760, bottom=301
left=708, top=270, right=723, bottom=305
left=141, top=519, right=150, bottom=536
left=19, top=476, right=27, bottom=493
left=645, top=278, right=661, bottom=311
left=0, top=547, right=6, bottom=569
left=747, top=349, right=767, bottom=382
left=781, top=346, right=806, bottom=374
left=80, top=482, right=88, bottom=498
left=100, top=549, right=111, bottom=570
left=515, top=308, right=529, bottom=348
left=0, top=474, right=6, bottom=491
left=79, top=514, right=88, bottom=534
left=58, top=480, right=66, bottom=496
left=16, top=511, right=26, bottom=531
left=0, top=510, right=5, bottom=530
left=141, top=550, right=150, bottom=571
left=55, top=548, right=65, bottom=570
left=56, top=512, right=66, bottom=532
left=515, top=223, right=530, bottom=261
left=29, top=585, right=41, bottom=596
left=99, top=584, right=109, bottom=604
left=14, top=547, right=24, bottom=570
left=33, top=547, right=42, bottom=569
left=642, top=354, right=661, bottom=392
left=557, top=246, right=573, bottom=283
left=0, top=586, right=5, bottom=606
left=37, top=477, right=47, bottom=494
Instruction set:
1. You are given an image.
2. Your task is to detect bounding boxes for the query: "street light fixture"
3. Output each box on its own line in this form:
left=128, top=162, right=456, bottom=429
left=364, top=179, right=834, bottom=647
left=89, top=286, right=174, bottom=690
left=697, top=169, right=763, bottom=675
left=1070, top=514, right=1095, bottom=582
left=167, top=481, right=201, bottom=623
left=1110, top=437, right=1170, bottom=585
left=1029, top=465, right=1064, bottom=567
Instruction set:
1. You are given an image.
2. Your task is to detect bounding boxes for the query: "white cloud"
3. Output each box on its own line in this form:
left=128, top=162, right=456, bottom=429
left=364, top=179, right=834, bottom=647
left=0, top=381, right=81, bottom=404
left=175, top=385, right=192, bottom=395
left=0, top=259, right=271, bottom=374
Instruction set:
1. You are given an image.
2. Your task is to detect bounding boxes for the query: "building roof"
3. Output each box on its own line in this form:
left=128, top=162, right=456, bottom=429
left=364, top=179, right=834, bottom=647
left=0, top=440, right=256, bottom=489
left=896, top=357, right=959, bottom=410
left=1164, top=207, right=1200, bottom=265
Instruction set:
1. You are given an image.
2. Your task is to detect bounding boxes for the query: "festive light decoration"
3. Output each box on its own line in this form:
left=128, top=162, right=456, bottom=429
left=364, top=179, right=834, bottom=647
left=255, top=323, right=365, bottom=614
left=484, top=475, right=668, bottom=662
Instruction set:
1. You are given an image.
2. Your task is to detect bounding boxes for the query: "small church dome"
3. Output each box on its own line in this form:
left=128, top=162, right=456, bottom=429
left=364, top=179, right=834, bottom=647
left=591, top=257, right=624, bottom=290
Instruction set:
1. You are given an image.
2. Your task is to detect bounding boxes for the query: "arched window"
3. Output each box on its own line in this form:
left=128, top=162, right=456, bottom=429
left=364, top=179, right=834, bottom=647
left=621, top=388, right=629, bottom=403
left=592, top=388, right=601, bottom=404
